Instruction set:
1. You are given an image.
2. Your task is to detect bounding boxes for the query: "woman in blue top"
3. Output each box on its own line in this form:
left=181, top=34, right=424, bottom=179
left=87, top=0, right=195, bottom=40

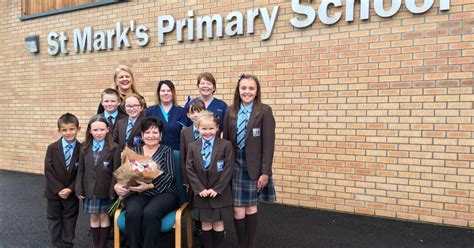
left=185, top=72, right=228, bottom=131
left=146, top=80, right=188, bottom=150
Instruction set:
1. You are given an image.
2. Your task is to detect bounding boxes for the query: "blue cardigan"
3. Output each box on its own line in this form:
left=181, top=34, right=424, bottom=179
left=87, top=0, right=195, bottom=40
left=146, top=105, right=189, bottom=150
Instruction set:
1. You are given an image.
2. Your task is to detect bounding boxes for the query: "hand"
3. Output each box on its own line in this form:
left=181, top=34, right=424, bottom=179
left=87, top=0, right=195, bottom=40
left=58, top=188, right=72, bottom=199
left=257, top=174, right=269, bottom=192
left=77, top=195, right=85, bottom=200
left=129, top=181, right=152, bottom=193
left=114, top=183, right=130, bottom=197
left=198, top=189, right=209, bottom=198
left=208, top=189, right=218, bottom=198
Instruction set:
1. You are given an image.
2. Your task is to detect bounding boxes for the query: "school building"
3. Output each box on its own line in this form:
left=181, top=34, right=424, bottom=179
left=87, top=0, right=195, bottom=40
left=2, top=0, right=473, bottom=228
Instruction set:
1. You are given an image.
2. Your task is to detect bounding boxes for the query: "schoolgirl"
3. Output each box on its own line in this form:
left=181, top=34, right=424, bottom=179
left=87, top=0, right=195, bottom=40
left=76, top=115, right=120, bottom=248
left=187, top=111, right=234, bottom=248
left=223, top=74, right=276, bottom=248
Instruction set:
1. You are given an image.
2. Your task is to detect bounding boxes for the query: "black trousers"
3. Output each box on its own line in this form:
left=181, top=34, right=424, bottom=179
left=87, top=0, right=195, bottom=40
left=46, top=197, right=79, bottom=248
left=124, top=192, right=178, bottom=248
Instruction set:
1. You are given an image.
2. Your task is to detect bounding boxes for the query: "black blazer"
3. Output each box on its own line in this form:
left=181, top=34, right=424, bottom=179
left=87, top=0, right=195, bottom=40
left=223, top=104, right=275, bottom=180
left=186, top=138, right=234, bottom=209
left=75, top=140, right=120, bottom=199
left=44, top=139, right=81, bottom=199
left=113, top=114, right=144, bottom=151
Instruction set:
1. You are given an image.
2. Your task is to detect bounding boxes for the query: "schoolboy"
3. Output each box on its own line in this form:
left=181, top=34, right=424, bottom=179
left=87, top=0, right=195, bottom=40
left=179, top=98, right=206, bottom=187
left=44, top=113, right=81, bottom=248
left=179, top=98, right=206, bottom=243
left=99, top=88, right=127, bottom=133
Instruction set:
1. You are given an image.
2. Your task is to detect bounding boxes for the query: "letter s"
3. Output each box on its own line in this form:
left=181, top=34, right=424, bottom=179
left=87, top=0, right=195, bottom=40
left=47, top=32, right=59, bottom=56
left=290, top=0, right=316, bottom=28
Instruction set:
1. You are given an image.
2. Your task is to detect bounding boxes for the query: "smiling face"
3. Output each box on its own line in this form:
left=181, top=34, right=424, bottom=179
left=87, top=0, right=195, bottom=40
left=198, top=119, right=218, bottom=141
left=198, top=78, right=216, bottom=98
left=238, top=78, right=258, bottom=107
left=124, top=96, right=143, bottom=118
left=89, top=121, right=109, bottom=142
left=101, top=93, right=120, bottom=114
left=58, top=123, right=80, bottom=143
left=159, top=83, right=173, bottom=105
left=115, top=70, right=133, bottom=94
left=142, top=126, right=162, bottom=147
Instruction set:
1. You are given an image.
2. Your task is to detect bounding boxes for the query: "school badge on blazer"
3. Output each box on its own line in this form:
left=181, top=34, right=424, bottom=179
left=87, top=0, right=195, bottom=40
left=217, top=160, right=225, bottom=172
left=103, top=161, right=111, bottom=169
left=252, top=128, right=261, bottom=137
left=133, top=136, right=142, bottom=146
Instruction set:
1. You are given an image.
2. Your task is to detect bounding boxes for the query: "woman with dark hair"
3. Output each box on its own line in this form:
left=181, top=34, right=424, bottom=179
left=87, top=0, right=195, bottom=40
left=146, top=80, right=189, bottom=150
left=185, top=72, right=228, bottom=131
left=113, top=117, right=178, bottom=248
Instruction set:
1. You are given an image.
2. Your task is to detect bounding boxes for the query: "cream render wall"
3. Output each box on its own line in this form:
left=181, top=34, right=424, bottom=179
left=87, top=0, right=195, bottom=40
left=1, top=0, right=473, bottom=227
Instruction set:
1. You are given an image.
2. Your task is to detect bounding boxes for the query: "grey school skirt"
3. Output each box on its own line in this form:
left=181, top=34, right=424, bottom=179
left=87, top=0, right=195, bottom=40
left=232, top=150, right=276, bottom=207
left=192, top=206, right=233, bottom=222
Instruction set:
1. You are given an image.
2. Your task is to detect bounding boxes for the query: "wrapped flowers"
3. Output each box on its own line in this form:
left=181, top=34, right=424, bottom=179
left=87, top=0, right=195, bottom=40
left=108, top=147, right=163, bottom=216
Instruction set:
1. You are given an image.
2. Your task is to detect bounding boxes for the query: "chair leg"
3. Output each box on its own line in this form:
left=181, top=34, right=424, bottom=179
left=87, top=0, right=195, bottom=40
left=175, top=212, right=182, bottom=248
left=114, top=209, right=121, bottom=248
left=186, top=209, right=193, bottom=248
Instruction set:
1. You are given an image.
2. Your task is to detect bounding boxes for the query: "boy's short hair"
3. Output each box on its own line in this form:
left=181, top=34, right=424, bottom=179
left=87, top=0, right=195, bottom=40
left=101, top=88, right=121, bottom=101
left=187, top=98, right=206, bottom=113
left=57, top=113, right=80, bottom=129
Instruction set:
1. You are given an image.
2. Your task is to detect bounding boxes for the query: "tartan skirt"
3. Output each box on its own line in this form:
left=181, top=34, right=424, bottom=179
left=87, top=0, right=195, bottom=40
left=232, top=150, right=276, bottom=207
left=83, top=198, right=111, bottom=214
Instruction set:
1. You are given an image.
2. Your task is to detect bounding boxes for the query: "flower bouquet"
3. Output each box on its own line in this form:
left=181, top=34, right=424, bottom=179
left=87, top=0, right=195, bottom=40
left=108, top=147, right=163, bottom=216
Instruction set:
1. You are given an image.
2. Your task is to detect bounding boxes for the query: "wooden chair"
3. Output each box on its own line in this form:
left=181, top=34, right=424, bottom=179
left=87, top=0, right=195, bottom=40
left=113, top=150, right=193, bottom=248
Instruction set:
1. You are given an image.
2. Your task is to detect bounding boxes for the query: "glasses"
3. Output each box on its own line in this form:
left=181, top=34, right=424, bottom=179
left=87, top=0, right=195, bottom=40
left=125, top=104, right=141, bottom=109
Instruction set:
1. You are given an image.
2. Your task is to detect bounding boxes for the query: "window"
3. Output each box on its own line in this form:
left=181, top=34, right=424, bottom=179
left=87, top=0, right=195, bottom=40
left=20, top=0, right=123, bottom=20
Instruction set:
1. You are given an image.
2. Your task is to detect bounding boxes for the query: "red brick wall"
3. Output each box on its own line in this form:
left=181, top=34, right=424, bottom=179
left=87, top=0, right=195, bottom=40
left=1, top=0, right=473, bottom=227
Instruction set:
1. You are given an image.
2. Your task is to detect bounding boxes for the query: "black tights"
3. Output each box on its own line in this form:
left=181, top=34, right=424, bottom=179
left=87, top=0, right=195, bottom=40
left=124, top=193, right=178, bottom=248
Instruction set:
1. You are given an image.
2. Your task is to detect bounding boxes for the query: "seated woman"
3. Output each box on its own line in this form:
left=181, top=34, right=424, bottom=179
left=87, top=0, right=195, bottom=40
left=114, top=117, right=178, bottom=248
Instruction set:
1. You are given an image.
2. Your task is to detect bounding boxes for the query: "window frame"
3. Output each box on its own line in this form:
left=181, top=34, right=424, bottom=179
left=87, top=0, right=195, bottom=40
left=20, top=0, right=124, bottom=21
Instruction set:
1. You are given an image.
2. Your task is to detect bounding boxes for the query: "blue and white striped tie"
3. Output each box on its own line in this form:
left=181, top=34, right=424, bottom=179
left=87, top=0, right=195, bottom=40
left=194, top=128, right=200, bottom=141
left=64, top=144, right=72, bottom=170
left=107, top=116, right=114, bottom=125
left=236, top=110, right=249, bottom=150
left=126, top=120, right=134, bottom=140
left=202, top=140, right=212, bottom=170
left=93, top=143, right=101, bottom=161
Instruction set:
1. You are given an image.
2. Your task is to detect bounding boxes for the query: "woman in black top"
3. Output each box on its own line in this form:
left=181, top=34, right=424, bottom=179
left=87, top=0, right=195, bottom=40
left=97, top=65, right=147, bottom=114
left=114, top=117, right=177, bottom=247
